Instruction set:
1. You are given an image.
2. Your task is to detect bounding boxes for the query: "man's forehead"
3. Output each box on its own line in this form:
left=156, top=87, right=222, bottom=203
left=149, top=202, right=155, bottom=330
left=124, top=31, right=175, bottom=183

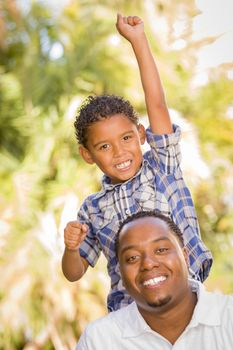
left=116, top=214, right=183, bottom=256
left=122, top=216, right=169, bottom=231
left=119, top=216, right=171, bottom=242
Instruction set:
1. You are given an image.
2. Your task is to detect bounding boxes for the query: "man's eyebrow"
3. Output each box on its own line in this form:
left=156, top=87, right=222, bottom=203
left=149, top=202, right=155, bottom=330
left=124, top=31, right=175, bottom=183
left=120, top=237, right=171, bottom=254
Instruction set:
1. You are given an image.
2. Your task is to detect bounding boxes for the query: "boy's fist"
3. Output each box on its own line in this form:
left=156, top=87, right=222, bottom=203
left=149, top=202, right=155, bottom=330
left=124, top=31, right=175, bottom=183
left=116, top=13, right=144, bottom=42
left=64, top=221, right=88, bottom=251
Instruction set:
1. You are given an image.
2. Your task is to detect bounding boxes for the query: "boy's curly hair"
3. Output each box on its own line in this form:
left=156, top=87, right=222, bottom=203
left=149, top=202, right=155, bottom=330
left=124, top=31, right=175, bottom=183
left=74, top=95, right=139, bottom=147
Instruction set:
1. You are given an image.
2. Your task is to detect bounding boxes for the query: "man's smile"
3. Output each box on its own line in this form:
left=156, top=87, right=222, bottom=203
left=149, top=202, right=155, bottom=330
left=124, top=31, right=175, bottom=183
left=142, top=275, right=167, bottom=287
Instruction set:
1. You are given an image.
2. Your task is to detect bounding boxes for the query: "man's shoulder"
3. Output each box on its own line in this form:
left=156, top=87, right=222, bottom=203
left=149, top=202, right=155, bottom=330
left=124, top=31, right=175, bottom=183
left=84, top=302, right=136, bottom=334
left=210, top=289, right=233, bottom=308
left=196, top=280, right=233, bottom=320
left=77, top=305, right=136, bottom=349
left=83, top=307, right=126, bottom=335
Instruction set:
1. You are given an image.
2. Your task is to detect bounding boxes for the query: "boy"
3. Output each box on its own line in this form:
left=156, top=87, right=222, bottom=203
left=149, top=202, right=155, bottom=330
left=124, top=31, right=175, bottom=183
left=62, top=14, right=212, bottom=312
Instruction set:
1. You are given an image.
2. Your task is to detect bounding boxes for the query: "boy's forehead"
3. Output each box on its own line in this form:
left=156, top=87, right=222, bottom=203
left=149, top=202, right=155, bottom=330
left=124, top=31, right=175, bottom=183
left=89, top=113, right=135, bottom=126
left=87, top=114, right=138, bottom=139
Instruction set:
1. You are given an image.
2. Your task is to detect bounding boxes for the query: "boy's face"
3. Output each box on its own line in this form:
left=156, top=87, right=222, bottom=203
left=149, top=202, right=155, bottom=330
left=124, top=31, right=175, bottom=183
left=80, top=114, right=146, bottom=184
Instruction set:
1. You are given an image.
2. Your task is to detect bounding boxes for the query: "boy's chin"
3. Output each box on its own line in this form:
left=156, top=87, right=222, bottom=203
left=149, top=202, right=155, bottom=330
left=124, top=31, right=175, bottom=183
left=111, top=166, right=141, bottom=184
left=110, top=173, right=133, bottom=184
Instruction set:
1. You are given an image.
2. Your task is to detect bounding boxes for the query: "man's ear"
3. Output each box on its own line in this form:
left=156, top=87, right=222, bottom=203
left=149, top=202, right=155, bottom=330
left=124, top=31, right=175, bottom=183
left=182, top=247, right=190, bottom=268
left=138, top=123, right=146, bottom=145
left=79, top=146, right=95, bottom=164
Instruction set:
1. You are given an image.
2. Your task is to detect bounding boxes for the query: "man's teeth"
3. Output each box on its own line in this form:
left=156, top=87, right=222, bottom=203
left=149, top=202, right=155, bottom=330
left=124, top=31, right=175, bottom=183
left=143, top=276, right=166, bottom=286
left=116, top=160, right=131, bottom=169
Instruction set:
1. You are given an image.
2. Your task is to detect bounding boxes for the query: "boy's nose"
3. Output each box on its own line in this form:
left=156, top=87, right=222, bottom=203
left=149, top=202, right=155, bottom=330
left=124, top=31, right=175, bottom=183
left=113, top=143, right=124, bottom=157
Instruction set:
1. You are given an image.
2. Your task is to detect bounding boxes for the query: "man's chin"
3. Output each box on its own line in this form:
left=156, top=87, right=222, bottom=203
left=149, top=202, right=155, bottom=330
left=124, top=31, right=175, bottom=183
left=147, top=295, right=171, bottom=308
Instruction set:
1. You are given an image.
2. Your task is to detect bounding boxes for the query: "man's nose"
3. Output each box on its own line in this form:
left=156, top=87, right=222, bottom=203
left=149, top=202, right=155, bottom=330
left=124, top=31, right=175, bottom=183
left=140, top=254, right=160, bottom=271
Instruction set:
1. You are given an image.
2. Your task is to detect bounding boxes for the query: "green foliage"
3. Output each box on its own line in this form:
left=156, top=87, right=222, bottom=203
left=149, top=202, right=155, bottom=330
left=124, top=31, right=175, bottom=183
left=0, top=73, right=30, bottom=160
left=0, top=0, right=232, bottom=348
left=191, top=77, right=233, bottom=160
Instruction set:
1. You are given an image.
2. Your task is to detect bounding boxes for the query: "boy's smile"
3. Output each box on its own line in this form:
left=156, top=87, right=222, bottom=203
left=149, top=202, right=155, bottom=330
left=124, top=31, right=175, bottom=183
left=80, top=114, right=146, bottom=184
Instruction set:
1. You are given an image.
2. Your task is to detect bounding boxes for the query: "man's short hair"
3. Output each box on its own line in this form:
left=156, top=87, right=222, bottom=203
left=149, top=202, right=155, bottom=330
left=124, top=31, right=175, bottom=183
left=115, top=211, right=184, bottom=256
left=74, top=95, right=139, bottom=147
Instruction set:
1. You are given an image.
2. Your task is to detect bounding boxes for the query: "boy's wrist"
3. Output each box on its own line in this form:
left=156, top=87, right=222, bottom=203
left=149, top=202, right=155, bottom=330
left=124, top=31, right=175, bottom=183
left=130, top=32, right=148, bottom=50
left=65, top=246, right=78, bottom=253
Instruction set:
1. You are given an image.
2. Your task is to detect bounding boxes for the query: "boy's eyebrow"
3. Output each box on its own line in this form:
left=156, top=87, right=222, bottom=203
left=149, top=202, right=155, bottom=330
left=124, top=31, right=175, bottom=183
left=92, top=130, right=135, bottom=148
left=120, top=237, right=171, bottom=255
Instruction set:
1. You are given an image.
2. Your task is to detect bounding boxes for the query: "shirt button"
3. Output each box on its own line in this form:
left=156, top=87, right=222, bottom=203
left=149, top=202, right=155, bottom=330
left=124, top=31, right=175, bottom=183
left=125, top=209, right=130, bottom=215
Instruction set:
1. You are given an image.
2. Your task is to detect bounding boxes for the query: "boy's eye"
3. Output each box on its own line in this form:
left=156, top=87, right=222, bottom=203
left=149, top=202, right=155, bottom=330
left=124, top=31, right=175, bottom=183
left=99, top=144, right=109, bottom=151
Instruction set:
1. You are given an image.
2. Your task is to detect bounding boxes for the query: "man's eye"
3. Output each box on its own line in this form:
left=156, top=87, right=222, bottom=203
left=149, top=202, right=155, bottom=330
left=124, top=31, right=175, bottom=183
left=126, top=255, right=139, bottom=263
left=155, top=248, right=169, bottom=254
left=123, top=135, right=132, bottom=141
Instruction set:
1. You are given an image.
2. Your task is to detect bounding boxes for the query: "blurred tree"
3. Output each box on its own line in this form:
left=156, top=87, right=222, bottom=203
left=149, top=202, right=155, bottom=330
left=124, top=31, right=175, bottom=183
left=0, top=0, right=233, bottom=348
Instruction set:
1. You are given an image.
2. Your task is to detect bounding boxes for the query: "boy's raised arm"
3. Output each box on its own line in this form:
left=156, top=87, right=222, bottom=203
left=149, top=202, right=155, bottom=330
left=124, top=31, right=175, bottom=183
left=116, top=14, right=173, bottom=135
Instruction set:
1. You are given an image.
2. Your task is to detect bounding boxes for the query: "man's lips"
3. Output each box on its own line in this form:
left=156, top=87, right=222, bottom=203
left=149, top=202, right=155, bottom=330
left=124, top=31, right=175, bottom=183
left=142, top=275, right=167, bottom=287
left=115, top=160, right=132, bottom=170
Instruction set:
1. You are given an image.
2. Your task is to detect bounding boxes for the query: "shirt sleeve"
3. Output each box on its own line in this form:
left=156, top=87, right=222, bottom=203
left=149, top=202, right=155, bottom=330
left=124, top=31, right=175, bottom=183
left=77, top=199, right=102, bottom=268
left=76, top=315, right=116, bottom=350
left=76, top=331, right=91, bottom=350
left=146, top=124, right=182, bottom=175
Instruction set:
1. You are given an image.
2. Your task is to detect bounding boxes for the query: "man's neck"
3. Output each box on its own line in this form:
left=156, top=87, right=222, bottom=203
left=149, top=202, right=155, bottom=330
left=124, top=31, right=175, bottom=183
left=138, top=289, right=197, bottom=345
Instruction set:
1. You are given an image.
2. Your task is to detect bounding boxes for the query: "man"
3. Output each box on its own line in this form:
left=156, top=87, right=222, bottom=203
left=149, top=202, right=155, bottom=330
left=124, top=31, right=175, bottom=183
left=77, top=211, right=233, bottom=349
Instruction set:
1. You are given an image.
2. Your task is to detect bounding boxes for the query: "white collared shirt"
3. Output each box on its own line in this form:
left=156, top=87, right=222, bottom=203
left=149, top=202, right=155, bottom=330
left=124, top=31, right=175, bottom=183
left=76, top=280, right=233, bottom=350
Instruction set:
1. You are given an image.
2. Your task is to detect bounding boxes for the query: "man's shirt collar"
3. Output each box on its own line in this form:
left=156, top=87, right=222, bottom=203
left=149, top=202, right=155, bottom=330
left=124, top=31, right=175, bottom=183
left=115, top=280, right=222, bottom=339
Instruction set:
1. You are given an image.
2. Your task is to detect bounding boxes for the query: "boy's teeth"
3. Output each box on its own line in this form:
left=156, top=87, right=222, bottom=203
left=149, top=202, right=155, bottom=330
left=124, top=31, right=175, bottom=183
left=116, top=160, right=130, bottom=169
left=143, top=276, right=166, bottom=286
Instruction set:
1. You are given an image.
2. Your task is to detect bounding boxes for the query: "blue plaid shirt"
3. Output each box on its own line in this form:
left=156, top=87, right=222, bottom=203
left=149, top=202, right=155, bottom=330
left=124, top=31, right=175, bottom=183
left=78, top=124, right=213, bottom=311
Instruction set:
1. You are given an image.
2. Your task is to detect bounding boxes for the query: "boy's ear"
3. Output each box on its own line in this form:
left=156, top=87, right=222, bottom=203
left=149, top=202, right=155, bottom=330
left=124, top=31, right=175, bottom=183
left=138, top=123, right=146, bottom=145
left=79, top=146, right=94, bottom=164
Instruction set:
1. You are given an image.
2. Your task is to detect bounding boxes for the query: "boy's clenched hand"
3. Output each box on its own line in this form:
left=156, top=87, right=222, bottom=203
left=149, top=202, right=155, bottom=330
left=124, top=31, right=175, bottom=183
left=64, top=221, right=88, bottom=251
left=116, top=13, right=144, bottom=42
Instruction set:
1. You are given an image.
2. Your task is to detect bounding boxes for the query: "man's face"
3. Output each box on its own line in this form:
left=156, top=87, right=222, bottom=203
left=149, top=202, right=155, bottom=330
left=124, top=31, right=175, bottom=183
left=79, top=114, right=145, bottom=184
left=118, top=217, right=189, bottom=313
